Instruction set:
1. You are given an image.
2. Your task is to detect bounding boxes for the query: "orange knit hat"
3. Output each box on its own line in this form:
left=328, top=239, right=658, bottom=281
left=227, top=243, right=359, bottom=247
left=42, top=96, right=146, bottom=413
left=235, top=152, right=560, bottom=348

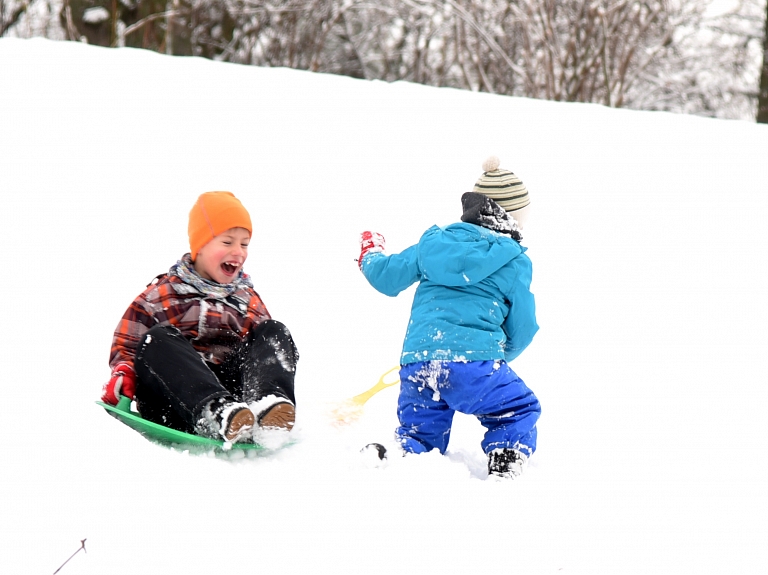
left=188, top=192, right=252, bottom=260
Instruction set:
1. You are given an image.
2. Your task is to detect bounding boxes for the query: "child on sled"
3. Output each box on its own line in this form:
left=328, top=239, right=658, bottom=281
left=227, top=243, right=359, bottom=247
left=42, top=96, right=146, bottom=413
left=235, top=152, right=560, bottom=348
left=102, top=191, right=298, bottom=444
left=358, top=157, right=540, bottom=479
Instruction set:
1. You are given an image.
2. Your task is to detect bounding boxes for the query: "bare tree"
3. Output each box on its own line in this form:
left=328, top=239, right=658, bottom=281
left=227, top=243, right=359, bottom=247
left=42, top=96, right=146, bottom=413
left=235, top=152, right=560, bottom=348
left=2, top=0, right=63, bottom=38
left=459, top=0, right=693, bottom=108
left=3, top=0, right=765, bottom=121
left=758, top=0, right=768, bottom=122
left=1, top=1, right=29, bottom=36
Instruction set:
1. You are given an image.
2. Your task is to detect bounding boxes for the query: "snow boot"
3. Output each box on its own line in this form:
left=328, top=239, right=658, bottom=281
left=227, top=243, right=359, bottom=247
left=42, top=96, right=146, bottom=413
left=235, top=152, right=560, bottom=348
left=258, top=401, right=295, bottom=430
left=199, top=399, right=255, bottom=443
left=487, top=448, right=527, bottom=479
left=361, top=443, right=388, bottom=460
left=223, top=406, right=255, bottom=442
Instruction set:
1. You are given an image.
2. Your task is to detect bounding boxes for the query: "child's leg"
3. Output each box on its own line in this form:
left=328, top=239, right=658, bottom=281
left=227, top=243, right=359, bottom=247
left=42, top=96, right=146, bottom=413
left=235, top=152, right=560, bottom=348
left=134, top=325, right=233, bottom=433
left=217, top=319, right=298, bottom=414
left=396, top=361, right=456, bottom=454
left=462, top=362, right=540, bottom=457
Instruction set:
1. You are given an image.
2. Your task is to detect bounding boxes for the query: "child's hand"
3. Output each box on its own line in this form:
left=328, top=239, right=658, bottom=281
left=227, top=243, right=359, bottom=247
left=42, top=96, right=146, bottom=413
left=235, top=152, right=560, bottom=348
left=358, top=231, right=386, bottom=269
left=101, top=363, right=137, bottom=406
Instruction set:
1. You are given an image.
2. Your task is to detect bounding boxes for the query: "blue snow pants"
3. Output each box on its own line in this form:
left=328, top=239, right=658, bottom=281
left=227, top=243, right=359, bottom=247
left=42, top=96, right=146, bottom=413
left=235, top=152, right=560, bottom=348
left=396, top=360, right=541, bottom=456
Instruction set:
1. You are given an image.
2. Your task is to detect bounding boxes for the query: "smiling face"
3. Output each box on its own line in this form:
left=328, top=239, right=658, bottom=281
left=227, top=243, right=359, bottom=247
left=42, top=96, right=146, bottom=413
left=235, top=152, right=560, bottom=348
left=193, top=227, right=251, bottom=284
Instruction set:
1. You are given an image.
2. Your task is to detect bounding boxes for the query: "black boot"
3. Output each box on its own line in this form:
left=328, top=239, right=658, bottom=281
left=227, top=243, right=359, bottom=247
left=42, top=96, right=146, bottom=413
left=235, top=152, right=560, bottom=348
left=362, top=443, right=388, bottom=460
left=197, top=398, right=255, bottom=443
left=487, top=448, right=527, bottom=479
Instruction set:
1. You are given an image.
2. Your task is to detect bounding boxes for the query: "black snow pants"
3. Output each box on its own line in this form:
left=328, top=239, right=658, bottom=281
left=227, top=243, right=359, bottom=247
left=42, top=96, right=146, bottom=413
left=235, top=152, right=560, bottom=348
left=133, top=320, right=298, bottom=433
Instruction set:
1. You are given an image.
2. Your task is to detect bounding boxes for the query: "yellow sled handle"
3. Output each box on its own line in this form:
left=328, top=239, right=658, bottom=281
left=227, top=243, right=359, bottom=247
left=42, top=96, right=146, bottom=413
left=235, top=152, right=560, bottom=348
left=348, top=366, right=401, bottom=406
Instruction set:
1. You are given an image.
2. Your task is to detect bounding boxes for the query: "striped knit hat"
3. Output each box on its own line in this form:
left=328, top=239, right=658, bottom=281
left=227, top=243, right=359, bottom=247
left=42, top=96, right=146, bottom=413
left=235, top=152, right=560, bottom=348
left=472, top=156, right=529, bottom=213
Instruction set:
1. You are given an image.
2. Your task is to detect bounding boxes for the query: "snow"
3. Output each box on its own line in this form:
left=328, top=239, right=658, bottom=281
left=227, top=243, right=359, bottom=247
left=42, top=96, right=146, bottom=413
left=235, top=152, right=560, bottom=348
left=1, top=37, right=767, bottom=575
left=82, top=8, right=110, bottom=25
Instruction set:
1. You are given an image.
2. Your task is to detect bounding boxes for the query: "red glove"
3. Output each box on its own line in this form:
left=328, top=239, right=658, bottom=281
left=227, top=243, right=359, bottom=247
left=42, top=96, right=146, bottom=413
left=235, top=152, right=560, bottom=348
left=101, top=363, right=137, bottom=406
left=358, top=231, right=386, bottom=269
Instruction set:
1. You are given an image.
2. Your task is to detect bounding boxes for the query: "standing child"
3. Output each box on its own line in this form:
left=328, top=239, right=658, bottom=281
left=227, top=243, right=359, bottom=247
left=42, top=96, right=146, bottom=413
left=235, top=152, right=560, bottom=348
left=358, top=157, right=540, bottom=478
left=102, top=191, right=299, bottom=444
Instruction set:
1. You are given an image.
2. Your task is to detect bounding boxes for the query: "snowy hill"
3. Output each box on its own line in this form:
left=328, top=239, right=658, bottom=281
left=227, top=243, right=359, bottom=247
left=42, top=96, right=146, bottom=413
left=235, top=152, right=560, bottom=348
left=1, top=37, right=767, bottom=575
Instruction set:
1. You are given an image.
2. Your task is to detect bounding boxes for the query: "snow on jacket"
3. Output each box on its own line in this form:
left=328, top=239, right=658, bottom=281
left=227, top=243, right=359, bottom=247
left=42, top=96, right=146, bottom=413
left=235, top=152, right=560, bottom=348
left=110, top=272, right=271, bottom=369
left=361, top=222, right=538, bottom=365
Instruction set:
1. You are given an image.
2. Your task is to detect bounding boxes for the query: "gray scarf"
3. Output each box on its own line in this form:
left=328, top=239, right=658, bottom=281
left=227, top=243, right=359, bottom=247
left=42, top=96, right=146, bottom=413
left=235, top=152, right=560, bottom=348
left=169, top=253, right=253, bottom=299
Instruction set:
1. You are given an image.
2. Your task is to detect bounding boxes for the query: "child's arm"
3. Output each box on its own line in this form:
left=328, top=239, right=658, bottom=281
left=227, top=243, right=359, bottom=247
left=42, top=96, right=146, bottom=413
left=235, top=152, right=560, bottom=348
left=102, top=292, right=155, bottom=404
left=109, top=294, right=156, bottom=369
left=359, top=232, right=421, bottom=297
left=502, top=262, right=539, bottom=362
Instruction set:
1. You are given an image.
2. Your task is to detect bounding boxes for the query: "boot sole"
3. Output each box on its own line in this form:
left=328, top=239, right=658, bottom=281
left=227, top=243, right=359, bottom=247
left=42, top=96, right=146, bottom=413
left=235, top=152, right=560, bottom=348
left=225, top=408, right=255, bottom=442
left=259, top=402, right=295, bottom=430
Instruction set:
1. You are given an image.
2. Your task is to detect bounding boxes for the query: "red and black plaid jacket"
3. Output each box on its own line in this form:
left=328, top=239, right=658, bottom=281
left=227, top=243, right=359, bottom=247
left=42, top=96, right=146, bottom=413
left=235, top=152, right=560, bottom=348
left=110, top=274, right=271, bottom=369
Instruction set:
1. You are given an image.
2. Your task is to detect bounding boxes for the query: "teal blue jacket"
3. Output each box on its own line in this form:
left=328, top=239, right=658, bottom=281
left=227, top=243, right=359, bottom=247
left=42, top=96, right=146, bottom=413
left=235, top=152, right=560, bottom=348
left=361, top=223, right=538, bottom=365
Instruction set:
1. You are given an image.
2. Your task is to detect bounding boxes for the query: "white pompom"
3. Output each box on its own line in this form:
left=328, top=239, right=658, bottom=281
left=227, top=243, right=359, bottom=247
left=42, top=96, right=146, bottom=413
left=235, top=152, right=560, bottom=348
left=482, top=156, right=500, bottom=172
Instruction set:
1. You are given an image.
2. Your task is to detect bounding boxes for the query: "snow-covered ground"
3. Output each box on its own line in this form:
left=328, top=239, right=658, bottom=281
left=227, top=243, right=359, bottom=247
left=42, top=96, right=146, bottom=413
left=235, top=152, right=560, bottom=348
left=1, top=38, right=767, bottom=575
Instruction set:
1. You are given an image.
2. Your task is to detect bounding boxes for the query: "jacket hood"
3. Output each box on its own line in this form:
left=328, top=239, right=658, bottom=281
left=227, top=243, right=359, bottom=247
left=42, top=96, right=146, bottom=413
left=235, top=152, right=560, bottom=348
left=417, top=223, right=524, bottom=287
left=460, top=192, right=521, bottom=241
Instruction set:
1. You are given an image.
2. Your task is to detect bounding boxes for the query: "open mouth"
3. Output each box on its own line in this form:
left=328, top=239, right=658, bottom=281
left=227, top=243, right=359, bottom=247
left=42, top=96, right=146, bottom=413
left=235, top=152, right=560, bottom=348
left=221, top=262, right=239, bottom=276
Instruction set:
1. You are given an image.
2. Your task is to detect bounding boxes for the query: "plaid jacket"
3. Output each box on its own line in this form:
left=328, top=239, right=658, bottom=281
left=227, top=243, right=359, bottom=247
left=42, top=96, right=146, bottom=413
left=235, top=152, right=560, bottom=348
left=110, top=273, right=271, bottom=369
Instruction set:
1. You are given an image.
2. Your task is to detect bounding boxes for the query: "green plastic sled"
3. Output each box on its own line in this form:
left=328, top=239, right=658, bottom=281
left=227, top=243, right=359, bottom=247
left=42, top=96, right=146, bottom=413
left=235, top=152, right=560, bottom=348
left=97, top=395, right=264, bottom=452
